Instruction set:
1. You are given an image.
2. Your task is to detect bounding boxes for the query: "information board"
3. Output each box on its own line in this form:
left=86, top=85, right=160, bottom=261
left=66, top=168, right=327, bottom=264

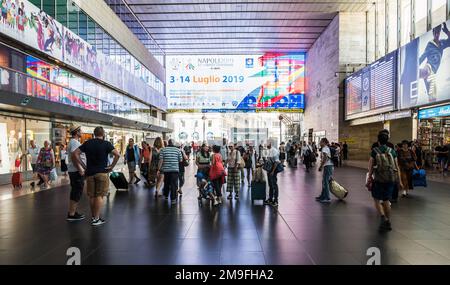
left=345, top=51, right=397, bottom=120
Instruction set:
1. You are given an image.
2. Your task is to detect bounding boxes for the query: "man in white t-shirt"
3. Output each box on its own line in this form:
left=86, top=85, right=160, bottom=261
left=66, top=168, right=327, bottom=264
left=66, top=125, right=86, bottom=222
left=317, top=138, right=334, bottom=203
left=264, top=142, right=281, bottom=207
left=26, top=140, right=41, bottom=187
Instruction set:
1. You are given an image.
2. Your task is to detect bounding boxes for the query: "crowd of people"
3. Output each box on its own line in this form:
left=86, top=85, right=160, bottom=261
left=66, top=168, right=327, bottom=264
left=17, top=124, right=430, bottom=232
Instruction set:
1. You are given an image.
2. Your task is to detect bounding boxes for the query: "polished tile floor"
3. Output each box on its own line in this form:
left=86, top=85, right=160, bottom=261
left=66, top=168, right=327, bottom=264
left=1, top=163, right=450, bottom=265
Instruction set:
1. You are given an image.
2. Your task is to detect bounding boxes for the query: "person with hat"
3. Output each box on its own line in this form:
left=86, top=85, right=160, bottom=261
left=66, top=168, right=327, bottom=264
left=226, top=143, right=242, bottom=200
left=66, top=125, right=86, bottom=222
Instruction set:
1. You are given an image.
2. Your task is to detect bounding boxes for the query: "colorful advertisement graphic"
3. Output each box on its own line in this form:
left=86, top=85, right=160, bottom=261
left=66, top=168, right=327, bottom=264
left=400, top=20, right=450, bottom=109
left=166, top=53, right=305, bottom=111
left=0, top=0, right=167, bottom=110
left=0, top=0, right=63, bottom=60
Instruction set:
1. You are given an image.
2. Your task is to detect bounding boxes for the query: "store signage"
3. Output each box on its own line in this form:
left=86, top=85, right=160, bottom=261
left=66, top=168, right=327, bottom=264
left=384, top=110, right=412, bottom=121
left=314, top=131, right=326, bottom=137
left=349, top=114, right=385, bottom=126
left=418, top=105, right=450, bottom=119
left=166, top=54, right=305, bottom=112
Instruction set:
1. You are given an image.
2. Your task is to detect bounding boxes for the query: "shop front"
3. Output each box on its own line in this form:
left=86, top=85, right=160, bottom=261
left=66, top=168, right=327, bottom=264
left=417, top=104, right=450, bottom=167
left=0, top=111, right=161, bottom=185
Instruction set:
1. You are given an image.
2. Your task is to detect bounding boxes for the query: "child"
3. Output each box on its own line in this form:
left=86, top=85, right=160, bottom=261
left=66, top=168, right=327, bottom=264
left=198, top=179, right=219, bottom=206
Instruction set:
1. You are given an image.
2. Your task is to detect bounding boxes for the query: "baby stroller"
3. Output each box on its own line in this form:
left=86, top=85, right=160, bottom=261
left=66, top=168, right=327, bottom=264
left=195, top=172, right=219, bottom=207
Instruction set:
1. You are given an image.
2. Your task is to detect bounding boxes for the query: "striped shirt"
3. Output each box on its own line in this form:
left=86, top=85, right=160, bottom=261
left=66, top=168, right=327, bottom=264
left=160, top=146, right=182, bottom=173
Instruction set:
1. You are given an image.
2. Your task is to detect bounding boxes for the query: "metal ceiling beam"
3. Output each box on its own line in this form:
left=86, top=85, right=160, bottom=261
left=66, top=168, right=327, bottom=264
left=121, top=1, right=369, bottom=6
left=134, top=18, right=335, bottom=22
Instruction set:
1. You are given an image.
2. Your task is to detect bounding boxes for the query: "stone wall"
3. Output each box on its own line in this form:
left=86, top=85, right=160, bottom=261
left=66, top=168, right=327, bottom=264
left=304, top=16, right=340, bottom=142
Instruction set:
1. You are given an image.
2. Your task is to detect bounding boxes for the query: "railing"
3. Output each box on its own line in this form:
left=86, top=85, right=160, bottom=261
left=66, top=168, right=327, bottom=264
left=0, top=66, right=167, bottom=129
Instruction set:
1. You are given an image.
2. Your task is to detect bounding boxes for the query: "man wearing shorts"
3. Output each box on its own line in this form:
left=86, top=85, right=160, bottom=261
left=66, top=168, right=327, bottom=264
left=66, top=125, right=86, bottom=221
left=73, top=127, right=120, bottom=226
left=367, top=132, right=402, bottom=232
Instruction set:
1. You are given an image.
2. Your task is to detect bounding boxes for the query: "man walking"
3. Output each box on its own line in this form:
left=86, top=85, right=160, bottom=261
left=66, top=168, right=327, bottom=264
left=66, top=125, right=86, bottom=221
left=316, top=138, right=334, bottom=204
left=158, top=139, right=183, bottom=205
left=73, top=127, right=120, bottom=226
left=264, top=142, right=281, bottom=207
left=367, top=132, right=402, bottom=232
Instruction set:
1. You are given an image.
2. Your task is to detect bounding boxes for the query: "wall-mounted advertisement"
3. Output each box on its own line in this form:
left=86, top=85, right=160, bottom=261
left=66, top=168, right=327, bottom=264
left=0, top=0, right=63, bottom=61
left=345, top=51, right=397, bottom=120
left=166, top=53, right=305, bottom=112
left=400, top=20, right=450, bottom=109
left=0, top=0, right=166, bottom=111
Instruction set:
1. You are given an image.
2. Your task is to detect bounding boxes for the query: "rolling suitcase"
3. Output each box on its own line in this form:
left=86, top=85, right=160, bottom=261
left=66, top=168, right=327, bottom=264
left=110, top=172, right=129, bottom=191
left=329, top=178, right=348, bottom=200
left=12, top=172, right=22, bottom=189
left=251, top=181, right=266, bottom=204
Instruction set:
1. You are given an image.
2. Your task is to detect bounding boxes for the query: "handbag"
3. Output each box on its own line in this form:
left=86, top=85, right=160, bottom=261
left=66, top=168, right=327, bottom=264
left=49, top=168, right=58, bottom=181
left=275, top=162, right=284, bottom=173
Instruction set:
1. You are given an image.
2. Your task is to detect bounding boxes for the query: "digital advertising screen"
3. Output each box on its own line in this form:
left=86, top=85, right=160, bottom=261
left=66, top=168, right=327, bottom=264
left=345, top=51, right=397, bottom=120
left=166, top=53, right=305, bottom=112
left=399, top=20, right=450, bottom=109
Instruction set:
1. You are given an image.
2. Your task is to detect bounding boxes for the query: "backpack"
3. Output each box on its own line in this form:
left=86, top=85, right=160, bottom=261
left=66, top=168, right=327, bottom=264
left=373, top=147, right=397, bottom=183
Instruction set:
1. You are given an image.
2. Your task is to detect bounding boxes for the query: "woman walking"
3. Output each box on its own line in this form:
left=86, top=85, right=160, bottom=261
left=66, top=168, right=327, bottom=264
left=209, top=145, right=225, bottom=204
left=36, top=140, right=55, bottom=189
left=140, top=141, right=152, bottom=186
left=196, top=144, right=211, bottom=178
left=397, top=140, right=418, bottom=198
left=149, top=137, right=164, bottom=197
left=178, top=144, right=189, bottom=195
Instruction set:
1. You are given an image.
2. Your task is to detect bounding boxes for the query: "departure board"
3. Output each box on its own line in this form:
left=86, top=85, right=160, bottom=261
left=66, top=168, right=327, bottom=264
left=345, top=51, right=397, bottom=120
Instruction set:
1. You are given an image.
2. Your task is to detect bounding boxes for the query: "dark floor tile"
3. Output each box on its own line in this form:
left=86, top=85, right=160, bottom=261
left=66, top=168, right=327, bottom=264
left=264, top=252, right=314, bottom=265
left=220, top=251, right=266, bottom=265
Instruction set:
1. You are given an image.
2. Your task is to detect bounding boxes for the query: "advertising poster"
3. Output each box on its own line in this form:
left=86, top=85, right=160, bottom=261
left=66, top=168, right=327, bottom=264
left=400, top=20, right=450, bottom=109
left=0, top=0, right=63, bottom=61
left=0, top=0, right=166, bottom=111
left=166, top=53, right=305, bottom=111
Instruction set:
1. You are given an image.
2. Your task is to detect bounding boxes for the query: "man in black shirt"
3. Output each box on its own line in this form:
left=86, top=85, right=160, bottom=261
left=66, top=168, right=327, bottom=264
left=73, top=127, right=120, bottom=226
left=343, top=142, right=349, bottom=160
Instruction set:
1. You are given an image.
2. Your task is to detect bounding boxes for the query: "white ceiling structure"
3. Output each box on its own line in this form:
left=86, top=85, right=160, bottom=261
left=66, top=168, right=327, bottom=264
left=115, top=0, right=372, bottom=55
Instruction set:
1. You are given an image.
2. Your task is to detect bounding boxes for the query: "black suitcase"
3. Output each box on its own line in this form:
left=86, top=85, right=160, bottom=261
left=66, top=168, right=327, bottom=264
left=251, top=181, right=266, bottom=204
left=110, top=172, right=129, bottom=191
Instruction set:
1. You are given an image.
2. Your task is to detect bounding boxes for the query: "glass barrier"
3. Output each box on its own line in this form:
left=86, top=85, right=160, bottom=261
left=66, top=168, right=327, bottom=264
left=0, top=66, right=167, bottom=128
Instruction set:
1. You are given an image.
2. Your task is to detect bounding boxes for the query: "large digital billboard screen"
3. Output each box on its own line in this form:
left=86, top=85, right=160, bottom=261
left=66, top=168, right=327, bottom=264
left=166, top=54, right=305, bottom=111
left=399, top=20, right=450, bottom=109
left=345, top=50, right=397, bottom=120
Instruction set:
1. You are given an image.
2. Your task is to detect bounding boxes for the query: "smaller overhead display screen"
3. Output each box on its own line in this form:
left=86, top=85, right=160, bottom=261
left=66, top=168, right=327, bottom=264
left=345, top=51, right=397, bottom=120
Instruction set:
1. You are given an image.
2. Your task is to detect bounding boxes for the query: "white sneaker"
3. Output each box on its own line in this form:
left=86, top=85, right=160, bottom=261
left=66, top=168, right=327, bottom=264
left=213, top=199, right=219, bottom=206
